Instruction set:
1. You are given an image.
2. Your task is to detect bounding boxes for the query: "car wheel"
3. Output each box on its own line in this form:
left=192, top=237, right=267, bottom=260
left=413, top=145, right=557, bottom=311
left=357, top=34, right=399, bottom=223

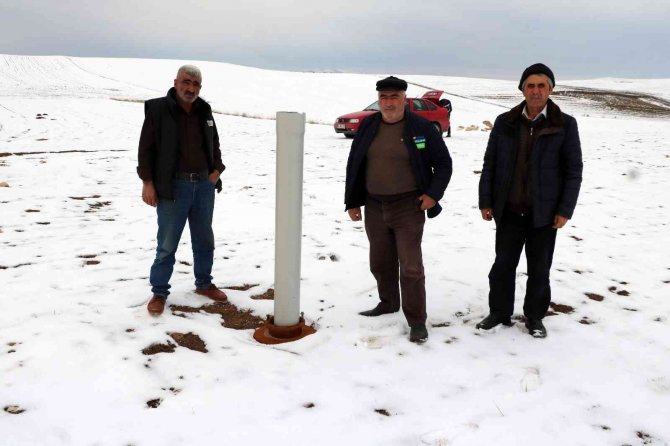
left=446, top=126, right=451, bottom=137
left=432, top=123, right=441, bottom=134
left=344, top=133, right=355, bottom=139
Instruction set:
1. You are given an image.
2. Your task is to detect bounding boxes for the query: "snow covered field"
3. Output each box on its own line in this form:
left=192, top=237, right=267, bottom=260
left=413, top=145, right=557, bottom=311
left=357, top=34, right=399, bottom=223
left=1, top=55, right=669, bottom=446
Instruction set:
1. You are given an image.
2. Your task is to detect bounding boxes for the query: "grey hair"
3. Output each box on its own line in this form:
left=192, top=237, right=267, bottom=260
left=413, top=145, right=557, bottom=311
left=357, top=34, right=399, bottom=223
left=177, top=64, right=202, bottom=81
left=522, top=74, right=554, bottom=90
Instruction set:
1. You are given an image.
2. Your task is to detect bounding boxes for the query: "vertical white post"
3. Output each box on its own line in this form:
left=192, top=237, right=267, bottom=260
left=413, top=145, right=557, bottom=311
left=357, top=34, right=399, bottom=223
left=274, top=112, right=305, bottom=326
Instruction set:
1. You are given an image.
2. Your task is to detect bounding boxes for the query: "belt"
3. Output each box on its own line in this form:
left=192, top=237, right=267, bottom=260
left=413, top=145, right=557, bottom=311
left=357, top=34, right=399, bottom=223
left=367, top=190, right=419, bottom=203
left=175, top=170, right=209, bottom=182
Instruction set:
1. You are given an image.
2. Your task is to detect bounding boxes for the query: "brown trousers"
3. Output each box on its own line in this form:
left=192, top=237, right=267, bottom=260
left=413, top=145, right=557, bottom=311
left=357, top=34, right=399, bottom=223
left=364, top=191, right=426, bottom=327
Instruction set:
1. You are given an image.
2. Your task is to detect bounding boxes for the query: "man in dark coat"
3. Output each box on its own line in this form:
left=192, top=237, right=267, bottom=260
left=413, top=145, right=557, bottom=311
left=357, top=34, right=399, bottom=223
left=137, top=65, right=228, bottom=316
left=477, top=63, right=583, bottom=338
left=345, top=76, right=453, bottom=343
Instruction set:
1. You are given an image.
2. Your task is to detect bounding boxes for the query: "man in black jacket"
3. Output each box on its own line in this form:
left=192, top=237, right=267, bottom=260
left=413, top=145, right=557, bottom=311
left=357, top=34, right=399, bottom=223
left=137, top=65, right=228, bottom=316
left=345, top=76, right=452, bottom=343
left=477, top=63, right=583, bottom=338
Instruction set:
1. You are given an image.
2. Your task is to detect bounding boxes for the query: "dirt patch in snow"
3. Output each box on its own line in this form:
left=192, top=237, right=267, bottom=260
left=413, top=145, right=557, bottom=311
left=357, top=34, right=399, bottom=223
left=146, top=398, right=162, bottom=409
left=225, top=283, right=259, bottom=291
left=250, top=288, right=274, bottom=300
left=169, top=332, right=207, bottom=353
left=476, top=87, right=670, bottom=118
left=549, top=302, right=575, bottom=314
left=4, top=405, right=25, bottom=415
left=142, top=341, right=176, bottom=355
left=552, top=88, right=670, bottom=117
left=170, top=302, right=264, bottom=329
left=585, top=292, right=605, bottom=302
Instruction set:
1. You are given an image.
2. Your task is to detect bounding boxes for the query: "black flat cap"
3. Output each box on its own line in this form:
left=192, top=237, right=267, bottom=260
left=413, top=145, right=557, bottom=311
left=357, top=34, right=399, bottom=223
left=376, top=76, right=407, bottom=91
left=518, top=63, right=555, bottom=91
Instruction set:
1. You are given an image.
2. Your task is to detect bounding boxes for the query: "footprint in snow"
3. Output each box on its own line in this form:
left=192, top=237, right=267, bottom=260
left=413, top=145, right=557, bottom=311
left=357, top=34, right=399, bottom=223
left=419, top=423, right=479, bottom=445
left=359, top=335, right=391, bottom=349
left=520, top=366, right=542, bottom=392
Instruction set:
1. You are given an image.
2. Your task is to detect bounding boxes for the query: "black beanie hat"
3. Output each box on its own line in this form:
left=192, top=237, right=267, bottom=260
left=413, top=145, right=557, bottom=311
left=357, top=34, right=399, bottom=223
left=376, top=76, right=408, bottom=91
left=518, top=63, right=555, bottom=91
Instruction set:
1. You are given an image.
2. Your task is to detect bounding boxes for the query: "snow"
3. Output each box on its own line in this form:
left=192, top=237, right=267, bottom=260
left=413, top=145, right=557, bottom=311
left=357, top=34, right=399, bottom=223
left=1, top=54, right=669, bottom=445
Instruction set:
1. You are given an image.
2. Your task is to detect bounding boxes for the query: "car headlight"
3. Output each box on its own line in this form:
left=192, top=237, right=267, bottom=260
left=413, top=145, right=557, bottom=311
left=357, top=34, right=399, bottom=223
left=349, top=119, right=360, bottom=123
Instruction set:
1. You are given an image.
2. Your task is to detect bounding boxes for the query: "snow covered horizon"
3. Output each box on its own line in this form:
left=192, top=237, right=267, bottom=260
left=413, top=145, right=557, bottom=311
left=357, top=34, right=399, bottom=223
left=1, top=54, right=669, bottom=446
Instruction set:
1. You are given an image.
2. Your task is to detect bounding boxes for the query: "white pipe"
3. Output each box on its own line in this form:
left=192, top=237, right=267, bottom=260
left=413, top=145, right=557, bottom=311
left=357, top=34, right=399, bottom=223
left=274, top=112, right=305, bottom=326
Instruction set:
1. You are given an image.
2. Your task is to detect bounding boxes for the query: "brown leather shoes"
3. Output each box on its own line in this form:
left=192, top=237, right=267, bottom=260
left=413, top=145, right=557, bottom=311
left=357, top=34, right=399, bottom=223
left=195, top=284, right=228, bottom=302
left=147, top=295, right=167, bottom=316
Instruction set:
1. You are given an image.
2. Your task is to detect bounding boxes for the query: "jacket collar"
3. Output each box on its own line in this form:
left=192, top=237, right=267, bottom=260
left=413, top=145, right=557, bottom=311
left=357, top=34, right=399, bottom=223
left=505, top=98, right=564, bottom=128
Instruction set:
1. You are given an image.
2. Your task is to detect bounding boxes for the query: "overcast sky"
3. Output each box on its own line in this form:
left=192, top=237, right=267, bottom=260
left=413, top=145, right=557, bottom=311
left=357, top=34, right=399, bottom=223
left=1, top=0, right=668, bottom=80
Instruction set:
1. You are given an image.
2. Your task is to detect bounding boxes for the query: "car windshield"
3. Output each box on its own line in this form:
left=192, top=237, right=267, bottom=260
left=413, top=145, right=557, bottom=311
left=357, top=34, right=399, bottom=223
left=363, top=100, right=410, bottom=111
left=364, top=101, right=380, bottom=111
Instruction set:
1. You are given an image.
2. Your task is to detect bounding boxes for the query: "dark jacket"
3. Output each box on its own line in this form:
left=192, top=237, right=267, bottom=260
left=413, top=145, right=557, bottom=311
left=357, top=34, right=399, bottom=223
left=478, top=99, right=583, bottom=227
left=345, top=110, right=452, bottom=218
left=137, top=88, right=225, bottom=199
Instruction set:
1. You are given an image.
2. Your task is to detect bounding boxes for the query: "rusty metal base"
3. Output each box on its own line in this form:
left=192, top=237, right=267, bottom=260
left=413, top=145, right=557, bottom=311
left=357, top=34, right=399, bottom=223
left=253, top=316, right=317, bottom=344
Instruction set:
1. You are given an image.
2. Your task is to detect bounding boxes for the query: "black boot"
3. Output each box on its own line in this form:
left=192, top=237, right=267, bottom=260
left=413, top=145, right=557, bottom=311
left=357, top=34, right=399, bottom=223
left=476, top=314, right=513, bottom=330
left=525, top=318, right=547, bottom=338
left=409, top=324, right=428, bottom=343
left=358, top=304, right=397, bottom=317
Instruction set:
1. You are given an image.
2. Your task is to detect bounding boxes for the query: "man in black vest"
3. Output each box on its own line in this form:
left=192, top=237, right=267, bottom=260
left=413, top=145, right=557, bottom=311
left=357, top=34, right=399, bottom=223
left=477, top=63, right=583, bottom=338
left=345, top=76, right=452, bottom=343
left=137, top=65, right=228, bottom=316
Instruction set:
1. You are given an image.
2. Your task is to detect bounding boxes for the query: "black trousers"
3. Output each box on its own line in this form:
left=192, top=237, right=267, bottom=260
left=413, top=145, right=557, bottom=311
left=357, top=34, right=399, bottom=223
left=488, top=211, right=557, bottom=320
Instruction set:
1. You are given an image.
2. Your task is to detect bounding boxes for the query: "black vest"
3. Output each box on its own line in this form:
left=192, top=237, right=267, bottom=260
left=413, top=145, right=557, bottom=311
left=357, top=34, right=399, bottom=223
left=144, top=88, right=220, bottom=199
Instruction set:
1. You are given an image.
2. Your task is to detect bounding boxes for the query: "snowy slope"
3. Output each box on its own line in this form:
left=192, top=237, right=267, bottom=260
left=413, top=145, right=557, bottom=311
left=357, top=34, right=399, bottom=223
left=1, top=55, right=669, bottom=446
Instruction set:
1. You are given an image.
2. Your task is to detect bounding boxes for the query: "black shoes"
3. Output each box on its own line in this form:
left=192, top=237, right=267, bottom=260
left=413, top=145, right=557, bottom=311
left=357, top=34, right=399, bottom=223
left=409, top=325, right=428, bottom=344
left=525, top=318, right=547, bottom=338
left=475, top=314, right=513, bottom=330
left=358, top=304, right=397, bottom=317
left=476, top=314, right=547, bottom=338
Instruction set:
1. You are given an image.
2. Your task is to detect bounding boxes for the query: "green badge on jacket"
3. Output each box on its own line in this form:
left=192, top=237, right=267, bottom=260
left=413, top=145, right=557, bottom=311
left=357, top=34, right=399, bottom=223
left=414, top=136, right=426, bottom=150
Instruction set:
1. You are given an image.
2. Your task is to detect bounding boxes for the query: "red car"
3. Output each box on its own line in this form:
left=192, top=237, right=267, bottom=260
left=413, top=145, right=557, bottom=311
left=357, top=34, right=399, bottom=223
left=334, top=90, right=451, bottom=138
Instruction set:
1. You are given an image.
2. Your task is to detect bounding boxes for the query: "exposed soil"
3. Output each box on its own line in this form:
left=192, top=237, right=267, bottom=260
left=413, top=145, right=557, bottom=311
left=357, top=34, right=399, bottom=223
left=0, top=149, right=128, bottom=158
left=637, top=431, right=653, bottom=444
left=553, top=88, right=670, bottom=118
left=375, top=409, right=391, bottom=417
left=608, top=286, right=630, bottom=296
left=250, top=288, right=275, bottom=300
left=585, top=293, right=605, bottom=302
left=146, top=399, right=162, bottom=409
left=70, top=195, right=101, bottom=200
left=475, top=87, right=670, bottom=118
left=169, top=332, right=207, bottom=353
left=3, top=405, right=25, bottom=415
left=224, top=283, right=259, bottom=291
left=85, top=201, right=111, bottom=213
left=142, top=341, right=176, bottom=355
left=549, top=302, right=575, bottom=314
left=318, top=254, right=339, bottom=261
left=0, top=262, right=33, bottom=270
left=431, top=322, right=451, bottom=328
left=170, top=302, right=264, bottom=329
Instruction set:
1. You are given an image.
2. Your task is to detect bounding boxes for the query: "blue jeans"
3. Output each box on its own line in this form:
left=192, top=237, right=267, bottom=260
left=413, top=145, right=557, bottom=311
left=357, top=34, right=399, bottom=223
left=150, top=179, right=216, bottom=297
